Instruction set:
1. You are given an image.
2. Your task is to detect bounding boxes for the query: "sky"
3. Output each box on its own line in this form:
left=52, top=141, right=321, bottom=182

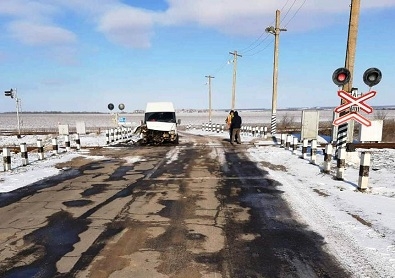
left=1, top=129, right=394, bottom=276
left=0, top=0, right=395, bottom=113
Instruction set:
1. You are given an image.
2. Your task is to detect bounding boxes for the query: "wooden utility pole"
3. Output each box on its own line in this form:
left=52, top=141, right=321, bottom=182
left=229, top=51, right=242, bottom=110
left=335, top=0, right=361, bottom=146
left=205, top=75, right=215, bottom=122
left=344, top=0, right=361, bottom=142
left=266, top=10, right=287, bottom=135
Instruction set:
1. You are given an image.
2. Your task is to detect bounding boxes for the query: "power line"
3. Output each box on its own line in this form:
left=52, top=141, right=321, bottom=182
left=239, top=0, right=293, bottom=55
left=283, top=0, right=308, bottom=28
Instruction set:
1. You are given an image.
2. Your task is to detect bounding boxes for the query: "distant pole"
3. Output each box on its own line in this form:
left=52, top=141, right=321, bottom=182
left=4, top=88, right=22, bottom=136
left=229, top=50, right=242, bottom=110
left=335, top=0, right=360, bottom=147
left=266, top=10, right=287, bottom=136
left=205, top=75, right=215, bottom=122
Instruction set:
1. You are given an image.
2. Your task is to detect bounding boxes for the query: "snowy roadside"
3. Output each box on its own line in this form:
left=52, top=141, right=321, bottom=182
left=247, top=145, right=395, bottom=277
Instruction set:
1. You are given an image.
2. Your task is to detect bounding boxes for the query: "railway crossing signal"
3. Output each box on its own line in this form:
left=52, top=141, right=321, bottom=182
left=332, top=67, right=382, bottom=127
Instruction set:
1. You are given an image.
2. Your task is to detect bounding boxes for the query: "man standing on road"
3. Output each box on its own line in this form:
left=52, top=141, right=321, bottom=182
left=225, top=110, right=234, bottom=142
left=230, top=110, right=242, bottom=145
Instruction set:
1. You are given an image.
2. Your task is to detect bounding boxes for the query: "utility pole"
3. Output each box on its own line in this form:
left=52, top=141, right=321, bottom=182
left=335, top=0, right=361, bottom=147
left=205, top=75, right=215, bottom=122
left=229, top=50, right=242, bottom=110
left=266, top=10, right=287, bottom=136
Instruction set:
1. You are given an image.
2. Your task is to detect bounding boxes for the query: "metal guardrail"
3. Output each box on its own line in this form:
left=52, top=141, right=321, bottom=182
left=346, top=142, right=395, bottom=151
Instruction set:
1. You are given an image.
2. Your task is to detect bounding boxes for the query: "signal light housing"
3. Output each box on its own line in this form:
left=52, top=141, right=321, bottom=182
left=332, top=68, right=351, bottom=86
left=108, top=103, right=114, bottom=111
left=363, top=68, right=382, bottom=87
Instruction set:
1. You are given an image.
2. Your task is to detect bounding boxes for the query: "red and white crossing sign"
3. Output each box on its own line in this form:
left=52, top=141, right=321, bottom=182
left=333, top=90, right=377, bottom=127
left=333, top=112, right=372, bottom=126
left=334, top=90, right=376, bottom=114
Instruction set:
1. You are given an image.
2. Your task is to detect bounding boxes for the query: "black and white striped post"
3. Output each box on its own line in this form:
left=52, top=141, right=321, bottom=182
left=20, top=143, right=28, bottom=166
left=65, top=135, right=71, bottom=152
left=271, top=113, right=276, bottom=136
left=37, top=139, right=44, bottom=160
left=323, top=143, right=333, bottom=173
left=301, top=139, right=308, bottom=159
left=52, top=138, right=58, bottom=155
left=336, top=123, right=348, bottom=156
left=263, top=126, right=268, bottom=139
left=3, top=147, right=11, bottom=171
left=358, top=152, right=371, bottom=190
left=310, top=139, right=317, bottom=164
left=336, top=148, right=346, bottom=180
left=75, top=134, right=81, bottom=150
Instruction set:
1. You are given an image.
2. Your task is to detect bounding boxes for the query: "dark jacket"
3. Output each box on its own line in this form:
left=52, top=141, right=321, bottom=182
left=231, top=111, right=242, bottom=129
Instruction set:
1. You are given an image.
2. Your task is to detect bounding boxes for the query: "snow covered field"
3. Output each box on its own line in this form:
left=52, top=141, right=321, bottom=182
left=1, top=112, right=395, bottom=276
left=1, top=109, right=394, bottom=131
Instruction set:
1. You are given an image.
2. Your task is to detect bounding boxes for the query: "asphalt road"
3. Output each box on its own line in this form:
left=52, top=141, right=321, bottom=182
left=0, top=133, right=350, bottom=277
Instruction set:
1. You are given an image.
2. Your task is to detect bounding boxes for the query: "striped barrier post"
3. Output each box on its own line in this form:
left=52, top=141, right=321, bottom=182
left=336, top=148, right=346, bottom=180
left=221, top=125, right=224, bottom=133
left=3, top=147, right=11, bottom=171
left=358, top=152, right=371, bottom=190
left=65, top=135, right=71, bottom=152
left=20, top=143, right=28, bottom=166
left=216, top=124, right=220, bottom=133
left=310, top=139, right=317, bottom=164
left=323, top=143, right=333, bottom=173
left=271, top=113, right=277, bottom=135
left=37, top=139, right=45, bottom=160
left=301, top=139, right=308, bottom=159
left=202, top=123, right=204, bottom=131
left=106, top=130, right=110, bottom=144
left=75, top=134, right=81, bottom=150
left=292, top=137, right=298, bottom=154
left=263, top=126, right=267, bottom=139
left=52, top=138, right=58, bottom=154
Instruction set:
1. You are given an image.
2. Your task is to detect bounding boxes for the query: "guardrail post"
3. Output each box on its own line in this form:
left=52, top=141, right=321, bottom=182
left=336, top=148, right=346, bottom=180
left=263, top=126, right=267, bottom=139
left=286, top=134, right=291, bottom=149
left=280, top=134, right=285, bottom=148
left=301, top=139, right=308, bottom=159
left=37, top=139, right=44, bottom=160
left=65, top=135, right=71, bottom=151
left=292, top=137, right=298, bottom=154
left=310, top=139, right=317, bottom=164
left=358, top=152, right=371, bottom=190
left=323, top=143, right=333, bottom=173
left=112, top=128, right=116, bottom=142
left=75, top=134, right=81, bottom=150
left=3, top=147, right=11, bottom=171
left=52, top=138, right=58, bottom=154
left=20, top=143, right=28, bottom=166
left=105, top=130, right=110, bottom=144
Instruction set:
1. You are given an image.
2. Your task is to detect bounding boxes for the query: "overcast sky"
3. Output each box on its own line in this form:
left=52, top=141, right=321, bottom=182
left=0, top=0, right=394, bottom=112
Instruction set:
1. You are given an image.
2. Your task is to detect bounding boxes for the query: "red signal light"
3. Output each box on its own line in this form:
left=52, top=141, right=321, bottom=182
left=332, top=68, right=351, bottom=86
